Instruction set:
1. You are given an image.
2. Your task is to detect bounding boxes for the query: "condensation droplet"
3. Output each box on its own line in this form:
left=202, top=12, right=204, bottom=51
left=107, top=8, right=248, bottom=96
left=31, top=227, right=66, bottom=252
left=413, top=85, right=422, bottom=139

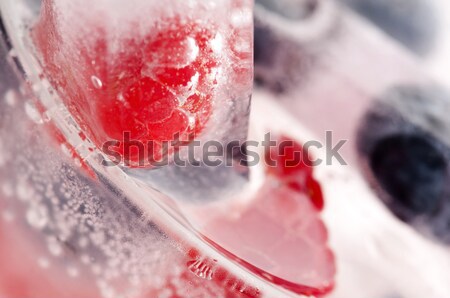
left=91, top=76, right=103, bottom=89
left=25, top=101, right=44, bottom=124
left=26, top=205, right=48, bottom=230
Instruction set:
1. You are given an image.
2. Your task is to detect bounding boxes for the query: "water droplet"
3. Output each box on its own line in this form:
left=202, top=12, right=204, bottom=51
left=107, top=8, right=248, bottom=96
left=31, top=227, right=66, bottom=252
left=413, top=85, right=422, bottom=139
left=26, top=205, right=48, bottom=230
left=25, top=101, right=43, bottom=124
left=91, top=76, right=103, bottom=89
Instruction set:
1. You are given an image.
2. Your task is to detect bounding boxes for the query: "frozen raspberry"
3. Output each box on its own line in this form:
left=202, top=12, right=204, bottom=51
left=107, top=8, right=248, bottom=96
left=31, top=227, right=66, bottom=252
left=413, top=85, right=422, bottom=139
left=32, top=0, right=220, bottom=167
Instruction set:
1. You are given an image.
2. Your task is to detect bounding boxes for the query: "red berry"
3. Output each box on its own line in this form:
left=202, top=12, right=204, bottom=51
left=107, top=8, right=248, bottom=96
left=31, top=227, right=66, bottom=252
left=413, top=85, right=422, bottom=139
left=32, top=0, right=220, bottom=167
left=148, top=109, right=189, bottom=141
left=265, top=136, right=325, bottom=210
left=123, top=77, right=178, bottom=124
left=266, top=136, right=314, bottom=177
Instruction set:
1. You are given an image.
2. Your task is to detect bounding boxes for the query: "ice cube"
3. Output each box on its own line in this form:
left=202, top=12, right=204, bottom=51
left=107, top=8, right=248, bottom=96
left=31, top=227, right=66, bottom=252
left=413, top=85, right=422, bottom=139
left=27, top=0, right=254, bottom=200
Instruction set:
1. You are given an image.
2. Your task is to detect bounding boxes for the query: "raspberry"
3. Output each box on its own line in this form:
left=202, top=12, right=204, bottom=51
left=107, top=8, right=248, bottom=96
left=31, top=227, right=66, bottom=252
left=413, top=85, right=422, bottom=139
left=266, top=136, right=324, bottom=210
left=32, top=0, right=220, bottom=167
left=266, top=136, right=313, bottom=176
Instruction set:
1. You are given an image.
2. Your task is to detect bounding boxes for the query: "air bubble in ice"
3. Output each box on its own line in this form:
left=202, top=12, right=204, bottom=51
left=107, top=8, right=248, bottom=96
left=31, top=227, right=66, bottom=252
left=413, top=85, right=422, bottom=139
left=25, top=101, right=44, bottom=124
left=91, top=76, right=103, bottom=89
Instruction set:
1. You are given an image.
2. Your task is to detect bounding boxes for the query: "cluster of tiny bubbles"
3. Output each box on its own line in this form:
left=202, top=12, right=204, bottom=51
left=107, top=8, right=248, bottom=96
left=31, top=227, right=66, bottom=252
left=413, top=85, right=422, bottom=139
left=0, top=89, right=239, bottom=298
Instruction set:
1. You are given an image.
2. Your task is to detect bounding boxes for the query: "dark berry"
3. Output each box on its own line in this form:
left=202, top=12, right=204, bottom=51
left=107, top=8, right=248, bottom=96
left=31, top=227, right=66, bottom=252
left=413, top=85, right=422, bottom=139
left=370, top=134, right=446, bottom=217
